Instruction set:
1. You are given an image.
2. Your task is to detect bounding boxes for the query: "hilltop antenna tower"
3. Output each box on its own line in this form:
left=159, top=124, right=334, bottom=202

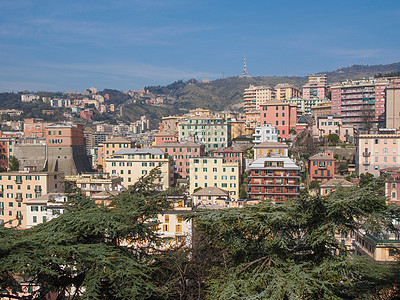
left=242, top=56, right=249, bottom=77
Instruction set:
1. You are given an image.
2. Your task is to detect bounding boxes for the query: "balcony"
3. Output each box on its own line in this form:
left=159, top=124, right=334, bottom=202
left=34, top=186, right=42, bottom=193
left=15, top=178, right=22, bottom=184
left=362, top=151, right=371, bottom=157
left=16, top=214, right=23, bottom=220
left=16, top=194, right=23, bottom=202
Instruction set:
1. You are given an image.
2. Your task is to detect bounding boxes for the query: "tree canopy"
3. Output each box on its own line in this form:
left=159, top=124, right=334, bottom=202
left=0, top=170, right=175, bottom=299
left=191, top=180, right=400, bottom=299
left=0, top=175, right=400, bottom=299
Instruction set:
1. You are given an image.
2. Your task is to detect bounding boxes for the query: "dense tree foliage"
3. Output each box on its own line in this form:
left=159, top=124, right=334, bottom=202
left=1, top=174, right=400, bottom=299
left=0, top=170, right=175, bottom=299
left=8, top=156, right=19, bottom=171
left=190, top=180, right=400, bottom=299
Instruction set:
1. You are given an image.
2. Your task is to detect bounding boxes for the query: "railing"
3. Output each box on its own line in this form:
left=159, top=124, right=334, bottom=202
left=362, top=152, right=371, bottom=157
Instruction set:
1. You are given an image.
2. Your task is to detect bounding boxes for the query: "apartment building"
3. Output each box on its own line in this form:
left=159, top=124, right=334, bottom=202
left=380, top=168, right=400, bottom=206
left=248, top=157, right=300, bottom=203
left=243, top=85, right=276, bottom=113
left=228, top=120, right=246, bottom=139
left=245, top=111, right=260, bottom=131
left=302, top=74, right=327, bottom=99
left=309, top=152, right=335, bottom=183
left=105, top=148, right=173, bottom=190
left=274, top=83, right=302, bottom=100
left=253, top=141, right=289, bottom=160
left=312, top=115, right=354, bottom=143
left=97, top=136, right=136, bottom=168
left=260, top=102, right=297, bottom=141
left=157, top=196, right=193, bottom=248
left=65, top=173, right=123, bottom=197
left=153, top=132, right=178, bottom=146
left=178, top=117, right=231, bottom=153
left=311, top=101, right=332, bottom=117
left=355, top=229, right=400, bottom=262
left=0, top=170, right=64, bottom=228
left=355, top=129, right=400, bottom=177
left=153, top=142, right=205, bottom=179
left=331, top=78, right=389, bottom=128
left=159, top=115, right=184, bottom=135
left=23, top=118, right=51, bottom=138
left=283, top=97, right=328, bottom=115
left=385, top=82, right=400, bottom=129
left=211, top=146, right=244, bottom=175
left=253, top=124, right=278, bottom=144
left=25, top=193, right=68, bottom=228
left=319, top=177, right=353, bottom=196
left=189, top=157, right=239, bottom=197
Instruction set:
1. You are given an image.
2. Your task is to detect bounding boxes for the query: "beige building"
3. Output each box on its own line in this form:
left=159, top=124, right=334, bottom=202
left=189, top=157, right=239, bottom=197
left=157, top=199, right=193, bottom=248
left=385, top=83, right=400, bottom=129
left=0, top=170, right=64, bottom=228
left=229, top=120, right=246, bottom=139
left=274, top=83, right=302, bottom=100
left=253, top=141, right=289, bottom=159
left=355, top=229, right=400, bottom=262
left=355, top=129, right=400, bottom=176
left=105, top=148, right=173, bottom=190
left=244, top=85, right=276, bottom=113
left=65, top=173, right=123, bottom=197
left=311, top=101, right=331, bottom=117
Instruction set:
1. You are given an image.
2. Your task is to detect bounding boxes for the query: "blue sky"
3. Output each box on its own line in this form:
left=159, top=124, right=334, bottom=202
left=1, top=0, right=400, bottom=92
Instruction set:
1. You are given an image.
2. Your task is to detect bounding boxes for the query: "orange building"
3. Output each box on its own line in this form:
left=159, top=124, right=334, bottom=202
left=309, top=151, right=336, bottom=183
left=23, top=119, right=51, bottom=138
left=45, top=123, right=86, bottom=147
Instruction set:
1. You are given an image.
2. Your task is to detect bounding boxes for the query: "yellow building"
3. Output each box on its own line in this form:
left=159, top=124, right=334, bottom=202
left=229, top=120, right=246, bottom=139
left=97, top=136, right=136, bottom=168
left=0, top=170, right=64, bottom=228
left=189, top=157, right=239, bottom=197
left=253, top=141, right=289, bottom=159
left=105, top=148, right=173, bottom=190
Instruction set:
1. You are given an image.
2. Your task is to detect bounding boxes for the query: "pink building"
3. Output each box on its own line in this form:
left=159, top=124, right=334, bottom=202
left=312, top=115, right=354, bottom=143
left=154, top=141, right=205, bottom=179
left=302, top=83, right=326, bottom=99
left=380, top=168, right=400, bottom=206
left=211, top=147, right=244, bottom=175
left=80, top=109, right=94, bottom=121
left=331, top=78, right=390, bottom=128
left=260, top=103, right=297, bottom=141
left=153, top=132, right=178, bottom=146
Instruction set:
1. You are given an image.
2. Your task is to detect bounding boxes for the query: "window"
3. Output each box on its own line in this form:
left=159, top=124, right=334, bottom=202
left=33, top=216, right=37, bottom=223
left=165, top=215, right=169, bottom=223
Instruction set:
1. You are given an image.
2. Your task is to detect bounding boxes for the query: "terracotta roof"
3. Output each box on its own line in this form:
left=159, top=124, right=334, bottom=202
left=192, top=186, right=229, bottom=197
left=254, top=141, right=289, bottom=149
left=309, top=153, right=335, bottom=161
left=320, top=178, right=354, bottom=188
left=104, top=136, right=132, bottom=144
left=154, top=141, right=199, bottom=148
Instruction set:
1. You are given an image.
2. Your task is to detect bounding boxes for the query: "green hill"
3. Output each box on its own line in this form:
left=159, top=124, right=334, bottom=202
left=146, top=62, right=400, bottom=111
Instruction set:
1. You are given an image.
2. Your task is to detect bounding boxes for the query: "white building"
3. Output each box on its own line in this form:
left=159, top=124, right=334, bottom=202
left=25, top=193, right=68, bottom=228
left=253, top=124, right=278, bottom=144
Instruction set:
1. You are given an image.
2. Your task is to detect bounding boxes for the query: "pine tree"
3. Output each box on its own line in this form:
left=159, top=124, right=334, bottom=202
left=0, top=169, right=174, bottom=300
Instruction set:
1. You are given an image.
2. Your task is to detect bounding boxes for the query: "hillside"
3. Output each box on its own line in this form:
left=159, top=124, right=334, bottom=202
left=146, top=62, right=400, bottom=111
